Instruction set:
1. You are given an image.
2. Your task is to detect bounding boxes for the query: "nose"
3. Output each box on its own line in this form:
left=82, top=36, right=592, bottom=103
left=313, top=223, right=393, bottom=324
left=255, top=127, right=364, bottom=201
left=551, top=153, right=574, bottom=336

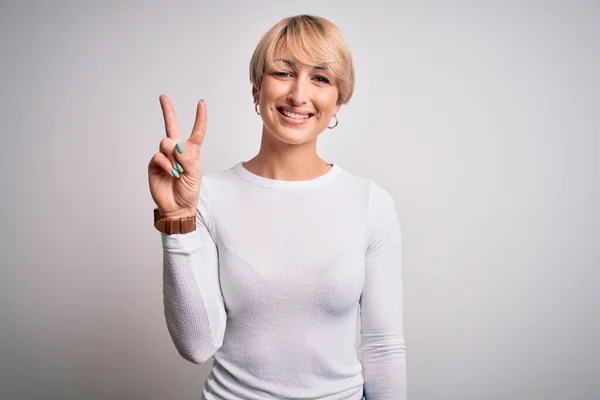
left=287, top=76, right=308, bottom=106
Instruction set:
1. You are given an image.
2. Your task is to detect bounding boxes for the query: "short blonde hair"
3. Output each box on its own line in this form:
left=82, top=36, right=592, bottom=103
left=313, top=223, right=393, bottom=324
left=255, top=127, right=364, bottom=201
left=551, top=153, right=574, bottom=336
left=249, top=15, right=355, bottom=105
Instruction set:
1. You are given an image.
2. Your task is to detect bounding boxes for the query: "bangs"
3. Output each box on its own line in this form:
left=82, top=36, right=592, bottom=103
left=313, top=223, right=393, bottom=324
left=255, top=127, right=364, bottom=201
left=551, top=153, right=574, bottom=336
left=264, top=19, right=343, bottom=74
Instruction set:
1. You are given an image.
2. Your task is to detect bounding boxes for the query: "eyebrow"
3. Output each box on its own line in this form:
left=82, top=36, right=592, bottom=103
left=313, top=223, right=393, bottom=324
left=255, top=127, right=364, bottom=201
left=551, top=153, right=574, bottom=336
left=276, top=58, right=328, bottom=71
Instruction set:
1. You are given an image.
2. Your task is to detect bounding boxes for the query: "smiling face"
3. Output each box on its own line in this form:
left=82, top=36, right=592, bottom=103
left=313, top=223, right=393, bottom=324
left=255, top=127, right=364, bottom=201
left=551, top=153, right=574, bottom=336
left=249, top=15, right=355, bottom=148
left=253, top=56, right=341, bottom=145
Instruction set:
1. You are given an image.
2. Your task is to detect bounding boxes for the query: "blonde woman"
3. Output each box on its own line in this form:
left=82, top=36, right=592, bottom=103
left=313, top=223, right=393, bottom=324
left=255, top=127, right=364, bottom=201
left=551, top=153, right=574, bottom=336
left=148, top=15, right=407, bottom=400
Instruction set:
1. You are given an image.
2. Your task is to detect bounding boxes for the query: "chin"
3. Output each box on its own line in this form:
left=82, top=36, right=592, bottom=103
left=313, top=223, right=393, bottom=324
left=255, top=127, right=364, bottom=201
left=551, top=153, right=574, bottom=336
left=273, top=130, right=318, bottom=145
left=264, top=122, right=322, bottom=145
left=272, top=125, right=322, bottom=144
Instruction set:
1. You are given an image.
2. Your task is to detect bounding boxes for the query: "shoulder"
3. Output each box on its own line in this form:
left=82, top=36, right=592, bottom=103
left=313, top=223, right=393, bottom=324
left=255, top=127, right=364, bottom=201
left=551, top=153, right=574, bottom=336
left=336, top=165, right=395, bottom=207
left=338, top=167, right=400, bottom=236
left=195, top=164, right=239, bottom=221
left=198, top=163, right=241, bottom=197
left=201, top=164, right=238, bottom=186
left=369, top=181, right=396, bottom=211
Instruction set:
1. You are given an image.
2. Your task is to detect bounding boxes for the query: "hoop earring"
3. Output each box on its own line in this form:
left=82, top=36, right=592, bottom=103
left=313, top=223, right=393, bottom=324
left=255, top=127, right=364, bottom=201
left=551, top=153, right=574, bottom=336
left=328, top=114, right=338, bottom=129
left=255, top=103, right=260, bottom=115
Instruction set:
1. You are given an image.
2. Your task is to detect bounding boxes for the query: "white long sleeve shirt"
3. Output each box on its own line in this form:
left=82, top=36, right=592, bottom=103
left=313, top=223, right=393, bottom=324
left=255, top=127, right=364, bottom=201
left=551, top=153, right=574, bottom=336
left=161, top=162, right=407, bottom=399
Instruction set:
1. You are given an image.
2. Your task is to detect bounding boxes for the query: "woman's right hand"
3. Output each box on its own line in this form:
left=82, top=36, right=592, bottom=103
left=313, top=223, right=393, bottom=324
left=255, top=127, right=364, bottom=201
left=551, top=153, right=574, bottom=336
left=148, top=95, right=207, bottom=219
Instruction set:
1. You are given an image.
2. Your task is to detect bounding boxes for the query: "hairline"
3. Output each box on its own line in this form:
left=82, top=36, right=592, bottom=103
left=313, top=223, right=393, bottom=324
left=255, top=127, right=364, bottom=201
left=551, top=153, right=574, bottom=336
left=275, top=57, right=328, bottom=71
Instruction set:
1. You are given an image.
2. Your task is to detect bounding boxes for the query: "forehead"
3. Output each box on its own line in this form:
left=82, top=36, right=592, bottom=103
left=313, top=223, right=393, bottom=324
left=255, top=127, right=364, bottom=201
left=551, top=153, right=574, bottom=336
left=274, top=57, right=328, bottom=71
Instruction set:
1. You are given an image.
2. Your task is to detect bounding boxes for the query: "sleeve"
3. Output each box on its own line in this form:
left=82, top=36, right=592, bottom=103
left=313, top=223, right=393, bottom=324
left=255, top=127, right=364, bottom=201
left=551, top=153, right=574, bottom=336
left=160, top=180, right=227, bottom=364
left=360, top=181, right=407, bottom=399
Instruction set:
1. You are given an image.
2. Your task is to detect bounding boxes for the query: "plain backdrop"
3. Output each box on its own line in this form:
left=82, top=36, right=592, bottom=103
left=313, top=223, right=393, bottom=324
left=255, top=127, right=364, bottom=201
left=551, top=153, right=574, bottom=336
left=1, top=0, right=598, bottom=399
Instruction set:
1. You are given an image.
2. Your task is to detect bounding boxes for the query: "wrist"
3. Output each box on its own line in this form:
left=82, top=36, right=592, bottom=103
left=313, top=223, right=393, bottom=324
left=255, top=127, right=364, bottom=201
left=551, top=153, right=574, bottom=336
left=157, top=207, right=196, bottom=219
left=153, top=207, right=196, bottom=234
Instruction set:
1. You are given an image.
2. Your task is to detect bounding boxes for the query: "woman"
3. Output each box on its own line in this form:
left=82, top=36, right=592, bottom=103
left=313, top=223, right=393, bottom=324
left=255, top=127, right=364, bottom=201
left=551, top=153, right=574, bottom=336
left=148, top=15, right=406, bottom=400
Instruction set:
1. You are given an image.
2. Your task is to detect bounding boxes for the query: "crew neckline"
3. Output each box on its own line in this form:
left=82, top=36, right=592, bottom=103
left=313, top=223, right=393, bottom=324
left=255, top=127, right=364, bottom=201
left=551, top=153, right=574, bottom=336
left=232, top=161, right=342, bottom=189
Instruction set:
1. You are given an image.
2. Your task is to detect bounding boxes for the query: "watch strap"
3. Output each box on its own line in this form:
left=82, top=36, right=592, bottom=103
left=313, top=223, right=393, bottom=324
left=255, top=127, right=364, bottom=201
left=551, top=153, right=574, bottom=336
left=153, top=207, right=196, bottom=234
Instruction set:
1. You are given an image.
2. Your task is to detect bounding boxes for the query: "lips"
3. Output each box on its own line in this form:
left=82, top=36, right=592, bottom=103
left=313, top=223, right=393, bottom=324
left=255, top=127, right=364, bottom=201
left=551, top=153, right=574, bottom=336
left=277, top=107, right=314, bottom=120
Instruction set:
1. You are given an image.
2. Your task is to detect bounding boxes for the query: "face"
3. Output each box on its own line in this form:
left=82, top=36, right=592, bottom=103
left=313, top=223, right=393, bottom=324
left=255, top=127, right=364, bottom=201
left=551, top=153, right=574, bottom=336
left=253, top=56, right=342, bottom=146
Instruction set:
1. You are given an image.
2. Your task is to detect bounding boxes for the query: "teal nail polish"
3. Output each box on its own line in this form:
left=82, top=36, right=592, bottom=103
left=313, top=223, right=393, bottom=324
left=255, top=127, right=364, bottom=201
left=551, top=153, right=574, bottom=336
left=176, top=142, right=185, bottom=154
left=171, top=168, right=180, bottom=178
left=175, top=161, right=184, bottom=173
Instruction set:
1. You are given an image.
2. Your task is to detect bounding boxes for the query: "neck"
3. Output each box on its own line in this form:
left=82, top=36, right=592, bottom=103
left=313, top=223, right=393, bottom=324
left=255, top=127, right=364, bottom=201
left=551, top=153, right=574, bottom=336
left=243, top=133, right=332, bottom=181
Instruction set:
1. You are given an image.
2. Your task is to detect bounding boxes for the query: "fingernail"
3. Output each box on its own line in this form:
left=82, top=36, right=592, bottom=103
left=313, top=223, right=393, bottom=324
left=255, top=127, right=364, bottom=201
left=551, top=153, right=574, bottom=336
left=176, top=142, right=185, bottom=154
left=171, top=168, right=180, bottom=178
left=200, top=99, right=204, bottom=103
left=175, top=161, right=184, bottom=173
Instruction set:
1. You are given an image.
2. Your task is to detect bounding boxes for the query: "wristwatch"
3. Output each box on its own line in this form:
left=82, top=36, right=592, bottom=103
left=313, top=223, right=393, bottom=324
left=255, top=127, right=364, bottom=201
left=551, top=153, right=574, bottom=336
left=153, top=207, right=196, bottom=234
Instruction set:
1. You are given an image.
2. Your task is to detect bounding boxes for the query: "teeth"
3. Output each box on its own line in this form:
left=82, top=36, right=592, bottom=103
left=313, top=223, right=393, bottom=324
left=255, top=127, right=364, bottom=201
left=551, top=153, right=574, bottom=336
left=282, top=109, right=310, bottom=119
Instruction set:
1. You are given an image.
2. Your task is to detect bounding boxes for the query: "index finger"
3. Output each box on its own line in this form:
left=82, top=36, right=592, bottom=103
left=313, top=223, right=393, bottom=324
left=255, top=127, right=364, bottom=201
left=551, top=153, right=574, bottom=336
left=188, top=99, right=206, bottom=146
left=159, top=94, right=181, bottom=140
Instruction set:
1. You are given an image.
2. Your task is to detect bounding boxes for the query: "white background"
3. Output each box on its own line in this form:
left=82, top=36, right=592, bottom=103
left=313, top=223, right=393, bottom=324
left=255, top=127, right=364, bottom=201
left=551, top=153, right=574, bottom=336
left=1, top=0, right=598, bottom=399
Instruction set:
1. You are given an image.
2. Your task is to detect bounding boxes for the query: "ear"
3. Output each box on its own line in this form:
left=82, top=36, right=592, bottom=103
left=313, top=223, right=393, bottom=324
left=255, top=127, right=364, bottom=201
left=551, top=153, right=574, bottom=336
left=252, top=85, right=259, bottom=104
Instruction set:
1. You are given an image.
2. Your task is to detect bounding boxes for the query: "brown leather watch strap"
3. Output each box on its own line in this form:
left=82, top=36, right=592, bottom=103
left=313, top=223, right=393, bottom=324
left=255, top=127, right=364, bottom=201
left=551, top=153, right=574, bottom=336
left=153, top=207, right=196, bottom=234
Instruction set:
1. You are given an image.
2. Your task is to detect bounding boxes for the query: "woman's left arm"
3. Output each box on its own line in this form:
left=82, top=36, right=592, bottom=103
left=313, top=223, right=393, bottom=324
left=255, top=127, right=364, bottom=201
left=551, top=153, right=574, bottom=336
left=360, top=182, right=407, bottom=399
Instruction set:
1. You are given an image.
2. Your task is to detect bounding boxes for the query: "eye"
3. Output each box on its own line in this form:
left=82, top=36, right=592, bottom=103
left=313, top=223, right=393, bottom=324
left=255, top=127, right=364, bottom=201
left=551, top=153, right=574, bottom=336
left=273, top=71, right=293, bottom=78
left=313, top=75, right=331, bottom=84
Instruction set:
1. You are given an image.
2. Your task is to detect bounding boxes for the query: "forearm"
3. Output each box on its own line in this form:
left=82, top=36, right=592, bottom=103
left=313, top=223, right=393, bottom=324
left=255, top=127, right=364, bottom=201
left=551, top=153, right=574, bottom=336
left=361, top=336, right=407, bottom=399
left=162, top=231, right=226, bottom=364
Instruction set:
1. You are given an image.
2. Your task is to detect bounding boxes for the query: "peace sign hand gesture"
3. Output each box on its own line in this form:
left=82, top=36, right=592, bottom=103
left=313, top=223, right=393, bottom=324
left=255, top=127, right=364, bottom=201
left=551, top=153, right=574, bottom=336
left=148, top=95, right=206, bottom=219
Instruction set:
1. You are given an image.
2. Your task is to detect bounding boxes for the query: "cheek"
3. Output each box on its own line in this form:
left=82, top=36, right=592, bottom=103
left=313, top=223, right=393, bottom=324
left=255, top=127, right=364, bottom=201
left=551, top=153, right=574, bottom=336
left=315, top=93, right=339, bottom=116
left=260, top=79, right=288, bottom=102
